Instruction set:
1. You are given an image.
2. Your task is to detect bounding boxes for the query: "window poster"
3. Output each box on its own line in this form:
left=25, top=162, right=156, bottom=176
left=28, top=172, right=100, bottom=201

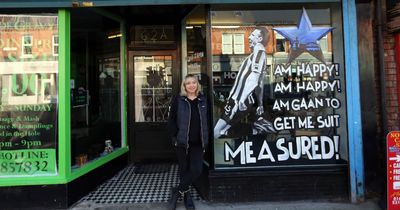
left=0, top=14, right=58, bottom=177
left=212, top=7, right=348, bottom=169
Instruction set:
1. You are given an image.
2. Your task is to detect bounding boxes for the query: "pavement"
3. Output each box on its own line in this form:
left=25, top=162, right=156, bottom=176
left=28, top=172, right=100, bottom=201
left=70, top=199, right=382, bottom=210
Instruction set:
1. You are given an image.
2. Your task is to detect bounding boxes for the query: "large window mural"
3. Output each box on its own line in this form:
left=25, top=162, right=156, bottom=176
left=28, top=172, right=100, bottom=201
left=0, top=14, right=58, bottom=176
left=212, top=6, right=347, bottom=169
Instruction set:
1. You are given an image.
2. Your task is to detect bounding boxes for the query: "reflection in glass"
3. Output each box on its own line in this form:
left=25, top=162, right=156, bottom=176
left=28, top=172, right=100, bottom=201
left=99, top=57, right=121, bottom=122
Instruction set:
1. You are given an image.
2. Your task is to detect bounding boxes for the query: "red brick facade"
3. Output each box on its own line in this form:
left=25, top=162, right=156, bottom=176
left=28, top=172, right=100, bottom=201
left=382, top=1, right=400, bottom=132
left=373, top=2, right=400, bottom=136
left=383, top=32, right=399, bottom=131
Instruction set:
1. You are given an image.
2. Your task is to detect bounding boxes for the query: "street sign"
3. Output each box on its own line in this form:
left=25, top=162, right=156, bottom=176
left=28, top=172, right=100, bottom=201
left=388, top=131, right=400, bottom=210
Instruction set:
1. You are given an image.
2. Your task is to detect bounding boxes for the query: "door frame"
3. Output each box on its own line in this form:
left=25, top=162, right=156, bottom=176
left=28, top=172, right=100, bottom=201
left=127, top=50, right=180, bottom=162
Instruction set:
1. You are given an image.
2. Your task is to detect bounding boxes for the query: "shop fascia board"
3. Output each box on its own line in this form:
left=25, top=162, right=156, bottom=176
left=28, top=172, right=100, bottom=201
left=0, top=0, right=340, bottom=8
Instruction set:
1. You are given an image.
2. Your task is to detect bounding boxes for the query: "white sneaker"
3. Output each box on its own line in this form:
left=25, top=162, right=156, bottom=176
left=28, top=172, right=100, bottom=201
left=253, top=117, right=277, bottom=135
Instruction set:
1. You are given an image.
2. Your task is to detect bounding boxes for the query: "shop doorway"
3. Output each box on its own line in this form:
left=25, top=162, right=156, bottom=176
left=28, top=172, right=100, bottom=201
left=128, top=50, right=179, bottom=162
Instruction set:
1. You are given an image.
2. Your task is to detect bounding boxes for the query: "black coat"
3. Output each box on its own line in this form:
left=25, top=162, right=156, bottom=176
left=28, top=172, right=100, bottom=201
left=167, top=93, right=209, bottom=151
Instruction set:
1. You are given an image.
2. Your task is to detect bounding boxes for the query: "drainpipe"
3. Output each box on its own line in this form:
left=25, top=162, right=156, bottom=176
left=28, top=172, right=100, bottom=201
left=344, top=0, right=365, bottom=202
left=376, top=0, right=388, bottom=137
left=376, top=2, right=389, bottom=208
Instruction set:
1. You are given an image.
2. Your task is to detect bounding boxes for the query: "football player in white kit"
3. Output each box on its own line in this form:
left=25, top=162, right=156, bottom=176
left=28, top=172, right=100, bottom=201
left=214, top=27, right=276, bottom=139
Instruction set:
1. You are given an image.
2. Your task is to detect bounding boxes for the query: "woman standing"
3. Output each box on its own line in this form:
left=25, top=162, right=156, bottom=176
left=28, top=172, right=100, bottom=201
left=167, top=74, right=209, bottom=210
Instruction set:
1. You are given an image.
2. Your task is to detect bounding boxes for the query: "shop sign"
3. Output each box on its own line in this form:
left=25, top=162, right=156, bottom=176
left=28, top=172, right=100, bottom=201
left=72, top=88, right=88, bottom=107
left=130, top=25, right=175, bottom=48
left=388, top=131, right=400, bottom=210
left=0, top=149, right=56, bottom=176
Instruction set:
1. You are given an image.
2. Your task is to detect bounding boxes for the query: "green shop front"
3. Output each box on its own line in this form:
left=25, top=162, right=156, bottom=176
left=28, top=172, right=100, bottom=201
left=0, top=0, right=364, bottom=208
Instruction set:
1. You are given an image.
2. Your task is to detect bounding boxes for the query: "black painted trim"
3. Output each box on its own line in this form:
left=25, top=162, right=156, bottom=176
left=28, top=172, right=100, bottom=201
left=0, top=153, right=128, bottom=209
left=208, top=165, right=349, bottom=202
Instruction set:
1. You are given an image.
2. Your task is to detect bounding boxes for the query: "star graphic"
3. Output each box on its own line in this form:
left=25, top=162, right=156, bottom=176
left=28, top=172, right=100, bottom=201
left=273, top=8, right=334, bottom=63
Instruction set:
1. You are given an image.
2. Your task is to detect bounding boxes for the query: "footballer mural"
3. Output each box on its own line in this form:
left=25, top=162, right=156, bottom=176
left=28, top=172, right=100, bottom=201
left=212, top=8, right=347, bottom=169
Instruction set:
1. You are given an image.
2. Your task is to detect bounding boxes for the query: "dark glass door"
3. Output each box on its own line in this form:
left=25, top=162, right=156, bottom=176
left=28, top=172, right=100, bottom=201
left=128, top=51, right=178, bottom=162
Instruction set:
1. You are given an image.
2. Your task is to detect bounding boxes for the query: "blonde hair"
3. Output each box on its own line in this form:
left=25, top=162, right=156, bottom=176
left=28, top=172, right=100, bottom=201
left=180, top=74, right=202, bottom=96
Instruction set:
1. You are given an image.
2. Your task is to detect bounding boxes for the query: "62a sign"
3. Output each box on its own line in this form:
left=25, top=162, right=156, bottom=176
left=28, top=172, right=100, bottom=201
left=131, top=25, right=175, bottom=48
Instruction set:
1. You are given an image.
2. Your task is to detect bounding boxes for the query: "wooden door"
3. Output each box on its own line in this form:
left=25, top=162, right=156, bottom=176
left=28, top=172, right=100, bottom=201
left=128, top=50, right=179, bottom=162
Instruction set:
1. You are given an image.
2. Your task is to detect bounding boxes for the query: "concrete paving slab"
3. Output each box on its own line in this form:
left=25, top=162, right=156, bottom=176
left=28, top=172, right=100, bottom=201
left=70, top=199, right=381, bottom=210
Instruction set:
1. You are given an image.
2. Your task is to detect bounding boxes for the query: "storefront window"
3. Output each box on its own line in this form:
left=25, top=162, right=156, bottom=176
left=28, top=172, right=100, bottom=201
left=211, top=5, right=348, bottom=169
left=0, top=14, right=59, bottom=177
left=184, top=5, right=208, bottom=86
left=71, top=9, right=122, bottom=169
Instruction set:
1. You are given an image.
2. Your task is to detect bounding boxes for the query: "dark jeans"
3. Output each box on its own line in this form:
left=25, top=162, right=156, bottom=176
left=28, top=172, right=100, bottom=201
left=176, top=145, right=203, bottom=192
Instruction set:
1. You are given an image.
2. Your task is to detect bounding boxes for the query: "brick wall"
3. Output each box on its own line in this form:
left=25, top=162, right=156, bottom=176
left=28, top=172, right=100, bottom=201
left=374, top=3, right=400, bottom=136
left=383, top=24, right=400, bottom=131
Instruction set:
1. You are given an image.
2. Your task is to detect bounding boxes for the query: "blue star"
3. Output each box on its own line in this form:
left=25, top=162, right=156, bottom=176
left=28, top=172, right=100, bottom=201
left=273, top=8, right=334, bottom=63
